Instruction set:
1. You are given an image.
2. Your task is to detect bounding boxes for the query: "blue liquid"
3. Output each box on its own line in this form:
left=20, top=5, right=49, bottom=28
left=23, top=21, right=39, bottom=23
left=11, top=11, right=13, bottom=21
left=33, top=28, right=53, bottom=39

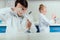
left=50, top=26, right=60, bottom=32
left=0, top=26, right=6, bottom=33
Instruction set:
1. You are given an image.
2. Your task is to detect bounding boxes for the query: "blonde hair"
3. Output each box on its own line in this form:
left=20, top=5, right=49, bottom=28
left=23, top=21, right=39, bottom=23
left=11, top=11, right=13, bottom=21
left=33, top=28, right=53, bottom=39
left=39, top=4, right=45, bottom=12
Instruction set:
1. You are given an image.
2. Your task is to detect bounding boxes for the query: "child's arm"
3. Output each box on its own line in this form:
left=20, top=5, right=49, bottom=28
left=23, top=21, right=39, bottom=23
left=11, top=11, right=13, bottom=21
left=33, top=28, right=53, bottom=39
left=41, top=15, right=55, bottom=25
left=26, top=19, right=32, bottom=30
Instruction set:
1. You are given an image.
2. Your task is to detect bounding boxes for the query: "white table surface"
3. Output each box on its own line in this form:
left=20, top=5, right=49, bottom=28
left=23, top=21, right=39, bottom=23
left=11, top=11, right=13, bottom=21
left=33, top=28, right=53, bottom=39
left=0, top=33, right=60, bottom=40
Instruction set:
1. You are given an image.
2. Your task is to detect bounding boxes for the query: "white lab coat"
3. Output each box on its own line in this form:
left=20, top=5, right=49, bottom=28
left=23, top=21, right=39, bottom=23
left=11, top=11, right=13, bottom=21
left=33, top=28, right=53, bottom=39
left=39, top=13, right=55, bottom=33
left=0, top=7, right=28, bottom=36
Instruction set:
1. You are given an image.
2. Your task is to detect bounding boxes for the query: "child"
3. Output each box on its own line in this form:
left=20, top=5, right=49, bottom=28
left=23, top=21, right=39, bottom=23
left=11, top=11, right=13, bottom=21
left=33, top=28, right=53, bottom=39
left=39, top=4, right=56, bottom=33
left=0, top=0, right=31, bottom=35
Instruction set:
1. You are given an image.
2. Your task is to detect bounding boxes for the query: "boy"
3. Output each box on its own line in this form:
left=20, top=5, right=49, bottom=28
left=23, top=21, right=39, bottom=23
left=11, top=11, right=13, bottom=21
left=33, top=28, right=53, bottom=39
left=0, top=0, right=31, bottom=35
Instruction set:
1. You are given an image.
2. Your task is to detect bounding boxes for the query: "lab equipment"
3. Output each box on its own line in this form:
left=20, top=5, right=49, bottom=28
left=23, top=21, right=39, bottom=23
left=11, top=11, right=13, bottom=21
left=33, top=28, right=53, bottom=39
left=0, top=26, right=6, bottom=33
left=50, top=25, right=60, bottom=32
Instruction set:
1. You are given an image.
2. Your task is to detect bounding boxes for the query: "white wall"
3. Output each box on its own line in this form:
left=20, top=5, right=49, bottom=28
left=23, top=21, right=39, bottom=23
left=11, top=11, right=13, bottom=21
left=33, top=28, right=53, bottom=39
left=5, top=0, right=15, bottom=7
left=0, top=0, right=6, bottom=8
left=0, top=0, right=15, bottom=8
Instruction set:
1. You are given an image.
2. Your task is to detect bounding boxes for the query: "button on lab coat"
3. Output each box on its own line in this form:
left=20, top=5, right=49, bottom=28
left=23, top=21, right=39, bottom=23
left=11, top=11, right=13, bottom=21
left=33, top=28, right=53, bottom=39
left=39, top=13, right=55, bottom=33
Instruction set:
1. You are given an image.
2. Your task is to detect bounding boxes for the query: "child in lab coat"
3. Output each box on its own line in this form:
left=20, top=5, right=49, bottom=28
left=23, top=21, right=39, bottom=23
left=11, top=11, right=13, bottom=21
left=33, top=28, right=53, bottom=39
left=39, top=4, right=56, bottom=33
left=0, top=0, right=32, bottom=35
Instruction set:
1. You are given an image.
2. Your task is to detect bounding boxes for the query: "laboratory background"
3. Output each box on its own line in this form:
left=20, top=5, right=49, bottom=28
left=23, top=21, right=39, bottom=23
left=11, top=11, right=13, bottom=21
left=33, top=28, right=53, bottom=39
left=0, top=0, right=60, bottom=40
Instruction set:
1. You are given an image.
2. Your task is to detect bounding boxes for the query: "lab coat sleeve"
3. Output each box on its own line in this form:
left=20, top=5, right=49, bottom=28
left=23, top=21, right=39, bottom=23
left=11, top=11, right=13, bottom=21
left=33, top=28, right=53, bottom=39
left=25, top=15, right=35, bottom=26
left=41, top=15, right=54, bottom=25
left=25, top=15, right=36, bottom=32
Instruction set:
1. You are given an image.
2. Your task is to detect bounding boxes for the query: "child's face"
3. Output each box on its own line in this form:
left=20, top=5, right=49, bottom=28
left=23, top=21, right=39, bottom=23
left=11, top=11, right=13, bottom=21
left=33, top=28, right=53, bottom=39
left=41, top=7, right=47, bottom=15
left=15, top=3, right=27, bottom=16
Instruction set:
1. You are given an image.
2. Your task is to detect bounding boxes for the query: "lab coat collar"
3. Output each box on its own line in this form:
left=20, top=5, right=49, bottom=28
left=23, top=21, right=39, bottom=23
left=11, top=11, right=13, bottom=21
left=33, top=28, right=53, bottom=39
left=10, top=8, right=18, bottom=18
left=18, top=16, right=24, bottom=20
left=40, top=13, right=46, bottom=17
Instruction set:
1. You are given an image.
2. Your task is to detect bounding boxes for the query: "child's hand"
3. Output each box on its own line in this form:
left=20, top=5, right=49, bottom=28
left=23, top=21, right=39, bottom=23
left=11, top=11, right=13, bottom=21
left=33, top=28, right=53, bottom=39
left=52, top=14, right=56, bottom=20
